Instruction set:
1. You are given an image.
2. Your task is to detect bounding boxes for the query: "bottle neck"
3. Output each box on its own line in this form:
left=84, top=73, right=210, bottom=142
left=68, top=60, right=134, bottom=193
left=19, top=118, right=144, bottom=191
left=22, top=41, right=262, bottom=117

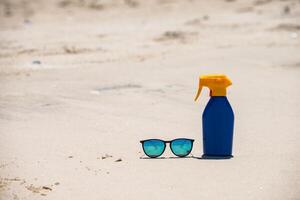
left=210, top=88, right=227, bottom=96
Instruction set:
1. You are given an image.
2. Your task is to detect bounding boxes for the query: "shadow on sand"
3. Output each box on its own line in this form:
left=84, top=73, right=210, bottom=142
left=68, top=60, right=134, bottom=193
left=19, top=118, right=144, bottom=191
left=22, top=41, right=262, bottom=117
left=140, top=155, right=233, bottom=160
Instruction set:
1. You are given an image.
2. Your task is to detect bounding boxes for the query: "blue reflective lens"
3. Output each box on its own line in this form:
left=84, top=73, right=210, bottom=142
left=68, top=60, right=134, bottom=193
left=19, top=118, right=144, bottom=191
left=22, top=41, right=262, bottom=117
left=170, top=139, right=193, bottom=157
left=142, top=140, right=165, bottom=158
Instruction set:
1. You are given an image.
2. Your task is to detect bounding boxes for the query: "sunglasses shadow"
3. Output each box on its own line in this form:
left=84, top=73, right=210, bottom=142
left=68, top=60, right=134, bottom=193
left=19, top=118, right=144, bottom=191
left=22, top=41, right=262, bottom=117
left=140, top=155, right=233, bottom=160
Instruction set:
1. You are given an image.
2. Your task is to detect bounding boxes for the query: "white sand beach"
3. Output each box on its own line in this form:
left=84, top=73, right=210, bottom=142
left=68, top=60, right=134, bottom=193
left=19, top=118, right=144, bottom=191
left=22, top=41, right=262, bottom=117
left=0, top=0, right=300, bottom=199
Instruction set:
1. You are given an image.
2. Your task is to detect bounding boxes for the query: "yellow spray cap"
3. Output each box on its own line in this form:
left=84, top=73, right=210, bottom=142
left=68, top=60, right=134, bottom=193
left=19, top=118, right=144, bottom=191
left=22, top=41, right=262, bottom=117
left=194, top=74, right=232, bottom=101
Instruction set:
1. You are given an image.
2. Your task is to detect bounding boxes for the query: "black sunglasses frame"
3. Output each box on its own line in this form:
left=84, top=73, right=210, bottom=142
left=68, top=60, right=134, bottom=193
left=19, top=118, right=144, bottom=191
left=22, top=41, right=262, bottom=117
left=140, top=138, right=194, bottom=158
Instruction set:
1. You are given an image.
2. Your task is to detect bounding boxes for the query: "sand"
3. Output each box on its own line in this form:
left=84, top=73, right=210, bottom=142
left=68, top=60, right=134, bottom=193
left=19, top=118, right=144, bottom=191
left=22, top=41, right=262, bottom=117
left=0, top=0, right=300, bottom=199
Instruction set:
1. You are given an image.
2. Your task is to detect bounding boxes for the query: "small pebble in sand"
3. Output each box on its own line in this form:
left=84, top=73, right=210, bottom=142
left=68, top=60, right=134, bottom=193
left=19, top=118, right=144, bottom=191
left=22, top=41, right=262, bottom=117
left=101, top=154, right=113, bottom=159
left=42, top=186, right=52, bottom=191
left=68, top=156, right=73, bottom=159
left=54, top=182, right=60, bottom=186
left=115, top=158, right=122, bottom=162
left=32, top=60, right=41, bottom=65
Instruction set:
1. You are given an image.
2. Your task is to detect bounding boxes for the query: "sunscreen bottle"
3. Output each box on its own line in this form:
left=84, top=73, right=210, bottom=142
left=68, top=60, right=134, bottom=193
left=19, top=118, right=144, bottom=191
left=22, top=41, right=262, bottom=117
left=195, top=74, right=234, bottom=157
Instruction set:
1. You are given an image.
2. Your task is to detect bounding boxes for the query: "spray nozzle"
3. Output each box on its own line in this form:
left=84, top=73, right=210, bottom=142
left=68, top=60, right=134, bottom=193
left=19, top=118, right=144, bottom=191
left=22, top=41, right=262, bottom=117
left=194, top=74, right=232, bottom=101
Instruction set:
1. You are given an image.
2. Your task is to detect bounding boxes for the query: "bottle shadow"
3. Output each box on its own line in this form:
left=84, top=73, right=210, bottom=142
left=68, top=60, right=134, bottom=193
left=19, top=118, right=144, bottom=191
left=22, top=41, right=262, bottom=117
left=140, top=155, right=233, bottom=160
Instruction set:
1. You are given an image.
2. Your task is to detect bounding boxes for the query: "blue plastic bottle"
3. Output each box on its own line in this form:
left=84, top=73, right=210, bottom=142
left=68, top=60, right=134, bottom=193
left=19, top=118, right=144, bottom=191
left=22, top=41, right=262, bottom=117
left=195, top=74, right=234, bottom=158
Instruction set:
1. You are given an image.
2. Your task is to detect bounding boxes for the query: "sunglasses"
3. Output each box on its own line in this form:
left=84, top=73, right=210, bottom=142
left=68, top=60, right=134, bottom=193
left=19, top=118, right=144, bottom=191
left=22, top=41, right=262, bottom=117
left=140, top=138, right=194, bottom=158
